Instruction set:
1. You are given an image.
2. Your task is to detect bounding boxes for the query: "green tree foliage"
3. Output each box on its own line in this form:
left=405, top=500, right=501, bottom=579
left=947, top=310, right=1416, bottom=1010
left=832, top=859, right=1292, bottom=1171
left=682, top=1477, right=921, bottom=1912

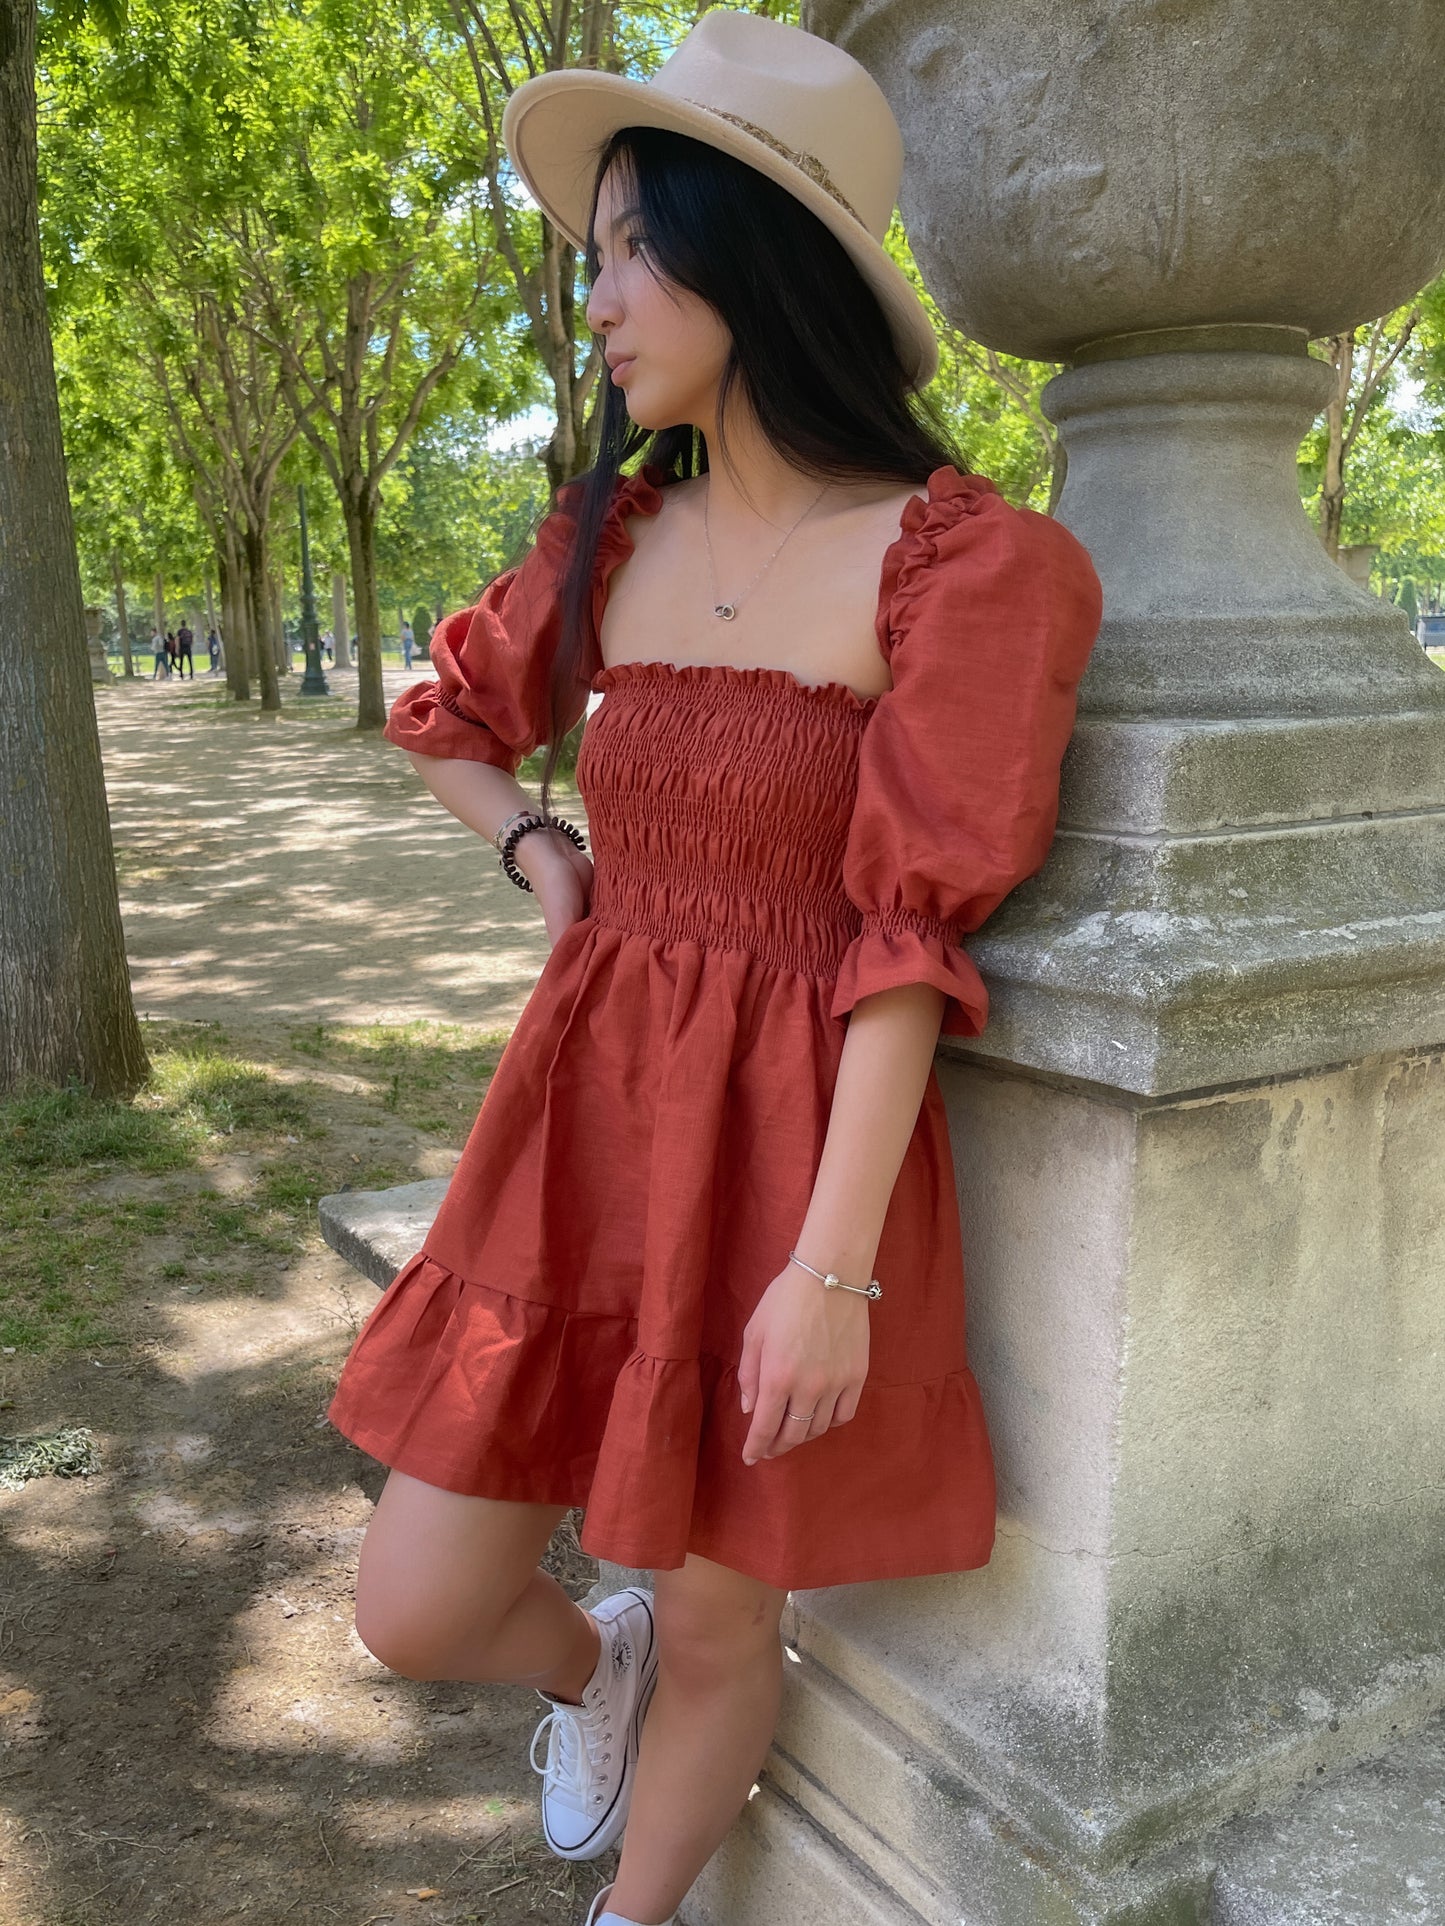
left=38, top=0, right=1445, bottom=686
left=42, top=0, right=533, bottom=725
left=375, top=425, right=549, bottom=618
left=885, top=224, right=1062, bottom=508
left=1296, top=277, right=1445, bottom=593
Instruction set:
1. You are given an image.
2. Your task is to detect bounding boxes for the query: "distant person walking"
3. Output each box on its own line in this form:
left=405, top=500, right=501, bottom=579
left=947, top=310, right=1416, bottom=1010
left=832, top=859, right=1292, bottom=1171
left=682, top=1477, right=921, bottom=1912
left=176, top=620, right=195, bottom=679
left=151, top=628, right=168, bottom=679
left=401, top=619, right=415, bottom=670
left=164, top=630, right=179, bottom=677
left=208, top=629, right=221, bottom=674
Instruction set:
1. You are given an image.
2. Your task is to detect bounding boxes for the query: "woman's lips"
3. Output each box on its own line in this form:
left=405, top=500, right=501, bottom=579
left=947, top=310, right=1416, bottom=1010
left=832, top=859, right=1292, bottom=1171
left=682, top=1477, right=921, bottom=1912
left=609, top=356, right=636, bottom=382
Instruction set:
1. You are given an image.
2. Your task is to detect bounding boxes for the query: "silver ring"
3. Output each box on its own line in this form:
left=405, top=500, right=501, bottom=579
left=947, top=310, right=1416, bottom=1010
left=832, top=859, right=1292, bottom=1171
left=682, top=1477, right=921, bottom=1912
left=785, top=1409, right=816, bottom=1422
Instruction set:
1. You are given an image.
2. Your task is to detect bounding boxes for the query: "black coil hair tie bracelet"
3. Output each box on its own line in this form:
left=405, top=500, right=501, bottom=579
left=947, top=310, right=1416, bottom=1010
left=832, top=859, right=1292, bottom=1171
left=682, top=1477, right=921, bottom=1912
left=497, top=811, right=587, bottom=892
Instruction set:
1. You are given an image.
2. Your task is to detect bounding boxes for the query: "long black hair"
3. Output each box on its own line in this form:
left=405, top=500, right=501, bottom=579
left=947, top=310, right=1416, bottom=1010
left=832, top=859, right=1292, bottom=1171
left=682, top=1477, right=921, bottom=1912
left=533, top=123, right=967, bottom=816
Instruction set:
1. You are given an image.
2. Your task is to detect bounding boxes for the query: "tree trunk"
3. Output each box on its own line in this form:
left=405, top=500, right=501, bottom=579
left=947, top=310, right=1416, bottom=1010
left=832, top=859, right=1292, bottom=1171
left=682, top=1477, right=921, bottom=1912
left=346, top=484, right=386, bottom=730
left=331, top=570, right=350, bottom=668
left=270, top=564, right=287, bottom=677
left=1319, top=330, right=1352, bottom=561
left=0, top=0, right=148, bottom=1099
left=242, top=522, right=282, bottom=713
left=203, top=567, right=218, bottom=654
left=153, top=571, right=166, bottom=648
left=219, top=532, right=251, bottom=702
left=110, top=552, right=133, bottom=677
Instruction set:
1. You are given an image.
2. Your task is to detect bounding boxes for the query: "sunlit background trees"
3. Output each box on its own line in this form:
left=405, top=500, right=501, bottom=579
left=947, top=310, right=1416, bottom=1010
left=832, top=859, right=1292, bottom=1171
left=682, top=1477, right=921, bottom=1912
left=7, top=0, right=1445, bottom=1096
left=39, top=0, right=1445, bottom=728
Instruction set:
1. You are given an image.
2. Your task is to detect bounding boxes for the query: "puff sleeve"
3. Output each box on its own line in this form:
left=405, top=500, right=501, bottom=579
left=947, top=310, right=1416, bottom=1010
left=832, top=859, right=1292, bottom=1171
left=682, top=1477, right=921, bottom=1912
left=382, top=466, right=664, bottom=775
left=829, top=471, right=1104, bottom=1039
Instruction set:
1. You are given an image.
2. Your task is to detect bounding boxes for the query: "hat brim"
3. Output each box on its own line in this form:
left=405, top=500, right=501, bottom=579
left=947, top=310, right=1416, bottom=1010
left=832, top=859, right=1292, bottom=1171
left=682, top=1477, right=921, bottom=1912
left=501, top=69, right=939, bottom=390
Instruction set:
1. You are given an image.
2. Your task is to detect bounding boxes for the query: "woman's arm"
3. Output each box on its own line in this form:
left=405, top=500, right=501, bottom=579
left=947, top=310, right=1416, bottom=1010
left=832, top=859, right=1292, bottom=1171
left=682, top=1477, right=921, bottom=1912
left=737, top=979, right=947, bottom=1466
left=799, top=980, right=947, bottom=1291
left=403, top=750, right=532, bottom=847
left=402, top=751, right=593, bottom=943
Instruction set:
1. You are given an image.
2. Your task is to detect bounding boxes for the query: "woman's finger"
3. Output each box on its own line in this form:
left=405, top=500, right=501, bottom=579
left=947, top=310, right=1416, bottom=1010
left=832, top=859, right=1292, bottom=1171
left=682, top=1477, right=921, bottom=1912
left=737, top=1324, right=762, bottom=1417
left=802, top=1391, right=840, bottom=1445
left=742, top=1377, right=790, bottom=1464
left=761, top=1386, right=831, bottom=1460
left=830, top=1382, right=863, bottom=1426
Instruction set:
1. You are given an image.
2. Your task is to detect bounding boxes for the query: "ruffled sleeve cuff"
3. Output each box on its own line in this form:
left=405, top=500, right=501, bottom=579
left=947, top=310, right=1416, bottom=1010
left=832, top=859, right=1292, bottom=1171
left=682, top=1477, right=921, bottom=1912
left=382, top=679, right=522, bottom=772
left=830, top=909, right=991, bottom=1038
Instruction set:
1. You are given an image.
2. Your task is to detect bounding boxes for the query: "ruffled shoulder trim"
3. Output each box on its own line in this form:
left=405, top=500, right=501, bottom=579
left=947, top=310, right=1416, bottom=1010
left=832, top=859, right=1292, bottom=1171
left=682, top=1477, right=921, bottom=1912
left=875, top=466, right=1005, bottom=654
left=549, top=461, right=667, bottom=565
left=536, top=464, right=669, bottom=659
left=597, top=463, right=667, bottom=578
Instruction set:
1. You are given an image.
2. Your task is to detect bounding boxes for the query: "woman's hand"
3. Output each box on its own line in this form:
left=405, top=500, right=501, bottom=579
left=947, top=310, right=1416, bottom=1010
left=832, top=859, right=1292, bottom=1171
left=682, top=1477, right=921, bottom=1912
left=520, top=829, right=595, bottom=947
left=737, top=1260, right=871, bottom=1464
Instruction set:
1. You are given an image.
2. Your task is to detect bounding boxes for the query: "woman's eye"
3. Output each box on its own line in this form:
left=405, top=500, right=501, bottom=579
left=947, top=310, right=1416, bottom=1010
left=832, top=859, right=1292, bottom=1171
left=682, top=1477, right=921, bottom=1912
left=625, top=233, right=647, bottom=258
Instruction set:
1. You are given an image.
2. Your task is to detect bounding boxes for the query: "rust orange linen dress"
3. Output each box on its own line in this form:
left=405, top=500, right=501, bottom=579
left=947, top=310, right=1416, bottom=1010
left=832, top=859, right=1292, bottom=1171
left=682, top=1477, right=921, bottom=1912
left=326, top=462, right=1103, bottom=1591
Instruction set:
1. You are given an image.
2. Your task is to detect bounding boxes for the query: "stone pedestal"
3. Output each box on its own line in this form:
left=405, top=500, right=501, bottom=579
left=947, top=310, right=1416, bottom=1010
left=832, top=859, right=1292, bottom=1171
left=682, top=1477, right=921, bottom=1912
left=1337, top=543, right=1381, bottom=592
left=681, top=1, right=1445, bottom=1921
left=84, top=604, right=113, bottom=684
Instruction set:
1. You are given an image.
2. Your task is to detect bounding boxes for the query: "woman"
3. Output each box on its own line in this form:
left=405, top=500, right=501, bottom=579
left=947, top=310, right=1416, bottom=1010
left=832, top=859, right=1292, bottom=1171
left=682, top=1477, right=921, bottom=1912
left=326, top=13, right=1103, bottom=1925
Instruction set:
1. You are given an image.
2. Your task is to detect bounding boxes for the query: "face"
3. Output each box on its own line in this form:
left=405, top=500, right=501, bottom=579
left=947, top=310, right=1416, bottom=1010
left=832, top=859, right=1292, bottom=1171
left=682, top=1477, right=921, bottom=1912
left=585, top=159, right=731, bottom=433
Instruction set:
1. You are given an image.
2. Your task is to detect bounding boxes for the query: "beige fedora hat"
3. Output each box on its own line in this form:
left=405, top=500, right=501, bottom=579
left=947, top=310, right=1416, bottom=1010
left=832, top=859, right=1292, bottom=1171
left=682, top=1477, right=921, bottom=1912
left=500, top=8, right=939, bottom=389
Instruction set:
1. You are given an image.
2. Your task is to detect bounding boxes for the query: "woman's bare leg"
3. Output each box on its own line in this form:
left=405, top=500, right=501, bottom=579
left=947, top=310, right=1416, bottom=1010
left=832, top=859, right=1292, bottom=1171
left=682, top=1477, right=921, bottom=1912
left=605, top=1552, right=787, bottom=1925
left=354, top=1468, right=601, bottom=1699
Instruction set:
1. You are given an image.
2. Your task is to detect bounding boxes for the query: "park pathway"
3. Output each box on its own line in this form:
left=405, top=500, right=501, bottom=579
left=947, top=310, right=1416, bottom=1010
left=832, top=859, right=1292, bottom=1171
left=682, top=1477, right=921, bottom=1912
left=0, top=667, right=610, bottom=1926
left=96, top=667, right=589, bottom=1034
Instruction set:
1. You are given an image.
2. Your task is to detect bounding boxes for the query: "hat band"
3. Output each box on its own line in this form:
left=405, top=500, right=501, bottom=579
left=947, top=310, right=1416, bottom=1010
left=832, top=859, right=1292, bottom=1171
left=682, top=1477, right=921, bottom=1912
left=673, top=95, right=865, bottom=228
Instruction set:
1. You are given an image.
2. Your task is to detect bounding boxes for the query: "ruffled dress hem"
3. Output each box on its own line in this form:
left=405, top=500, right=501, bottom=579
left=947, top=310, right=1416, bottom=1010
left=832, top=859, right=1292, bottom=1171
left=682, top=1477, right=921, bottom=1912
left=326, top=1250, right=997, bottom=1594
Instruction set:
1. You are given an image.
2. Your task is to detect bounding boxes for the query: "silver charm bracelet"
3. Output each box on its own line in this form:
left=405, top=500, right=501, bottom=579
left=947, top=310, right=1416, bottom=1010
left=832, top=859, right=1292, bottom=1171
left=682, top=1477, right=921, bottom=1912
left=788, top=1249, right=883, bottom=1301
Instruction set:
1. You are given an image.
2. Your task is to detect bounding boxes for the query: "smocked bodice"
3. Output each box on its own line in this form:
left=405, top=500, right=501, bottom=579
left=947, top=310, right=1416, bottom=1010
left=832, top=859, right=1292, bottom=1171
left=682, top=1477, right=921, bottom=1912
left=579, top=659, right=879, bottom=980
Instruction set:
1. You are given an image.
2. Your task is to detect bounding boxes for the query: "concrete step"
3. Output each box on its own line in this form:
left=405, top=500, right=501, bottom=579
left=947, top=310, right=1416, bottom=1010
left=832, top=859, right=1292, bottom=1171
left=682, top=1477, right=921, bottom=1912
left=318, top=1177, right=447, bottom=1290
left=1210, top=1706, right=1445, bottom=1925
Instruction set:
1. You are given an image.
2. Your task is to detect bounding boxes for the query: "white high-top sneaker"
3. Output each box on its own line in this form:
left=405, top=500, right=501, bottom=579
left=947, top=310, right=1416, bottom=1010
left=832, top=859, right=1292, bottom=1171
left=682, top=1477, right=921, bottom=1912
left=530, top=1588, right=659, bottom=1859
left=582, top=1880, right=678, bottom=1926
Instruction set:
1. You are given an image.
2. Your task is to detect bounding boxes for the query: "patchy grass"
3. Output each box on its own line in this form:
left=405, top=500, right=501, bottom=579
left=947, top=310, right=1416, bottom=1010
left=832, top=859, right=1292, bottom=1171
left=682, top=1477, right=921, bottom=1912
left=286, top=1017, right=509, bottom=1135
left=0, top=1024, right=409, bottom=1357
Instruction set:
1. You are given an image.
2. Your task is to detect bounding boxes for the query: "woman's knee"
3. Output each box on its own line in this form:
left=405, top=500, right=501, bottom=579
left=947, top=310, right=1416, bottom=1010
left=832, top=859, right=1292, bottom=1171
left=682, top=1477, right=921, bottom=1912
left=353, top=1584, right=474, bottom=1680
left=353, top=1536, right=540, bottom=1679
left=352, top=1471, right=565, bottom=1680
left=652, top=1554, right=787, bottom=1691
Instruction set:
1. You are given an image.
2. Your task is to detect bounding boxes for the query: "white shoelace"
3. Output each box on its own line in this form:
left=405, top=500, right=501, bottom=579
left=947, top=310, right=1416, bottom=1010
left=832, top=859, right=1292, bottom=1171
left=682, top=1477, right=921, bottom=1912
left=529, top=1694, right=616, bottom=1812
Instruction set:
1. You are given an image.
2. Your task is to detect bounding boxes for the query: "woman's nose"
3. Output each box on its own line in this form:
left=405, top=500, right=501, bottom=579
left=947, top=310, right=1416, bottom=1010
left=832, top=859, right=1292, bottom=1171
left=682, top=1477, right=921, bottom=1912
left=586, top=268, right=621, bottom=337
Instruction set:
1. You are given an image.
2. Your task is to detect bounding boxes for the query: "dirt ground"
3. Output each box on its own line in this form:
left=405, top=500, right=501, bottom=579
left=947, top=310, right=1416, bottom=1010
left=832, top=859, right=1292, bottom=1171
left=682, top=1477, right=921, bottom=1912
left=106, top=667, right=591, bottom=1031
left=0, top=671, right=621, bottom=1926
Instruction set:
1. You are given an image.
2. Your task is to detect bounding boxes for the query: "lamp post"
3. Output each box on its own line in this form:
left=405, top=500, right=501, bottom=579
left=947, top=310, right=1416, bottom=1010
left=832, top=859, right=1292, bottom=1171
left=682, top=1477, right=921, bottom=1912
left=296, top=483, right=330, bottom=697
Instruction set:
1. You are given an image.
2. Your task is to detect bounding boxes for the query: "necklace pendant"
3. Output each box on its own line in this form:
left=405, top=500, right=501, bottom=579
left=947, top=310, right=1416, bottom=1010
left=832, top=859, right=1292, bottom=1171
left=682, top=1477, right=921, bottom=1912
left=714, top=602, right=736, bottom=621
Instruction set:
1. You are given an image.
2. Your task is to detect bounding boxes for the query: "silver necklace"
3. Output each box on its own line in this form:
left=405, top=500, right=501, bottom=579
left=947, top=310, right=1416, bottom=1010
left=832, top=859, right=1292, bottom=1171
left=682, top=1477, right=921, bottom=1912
left=703, top=476, right=829, bottom=620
